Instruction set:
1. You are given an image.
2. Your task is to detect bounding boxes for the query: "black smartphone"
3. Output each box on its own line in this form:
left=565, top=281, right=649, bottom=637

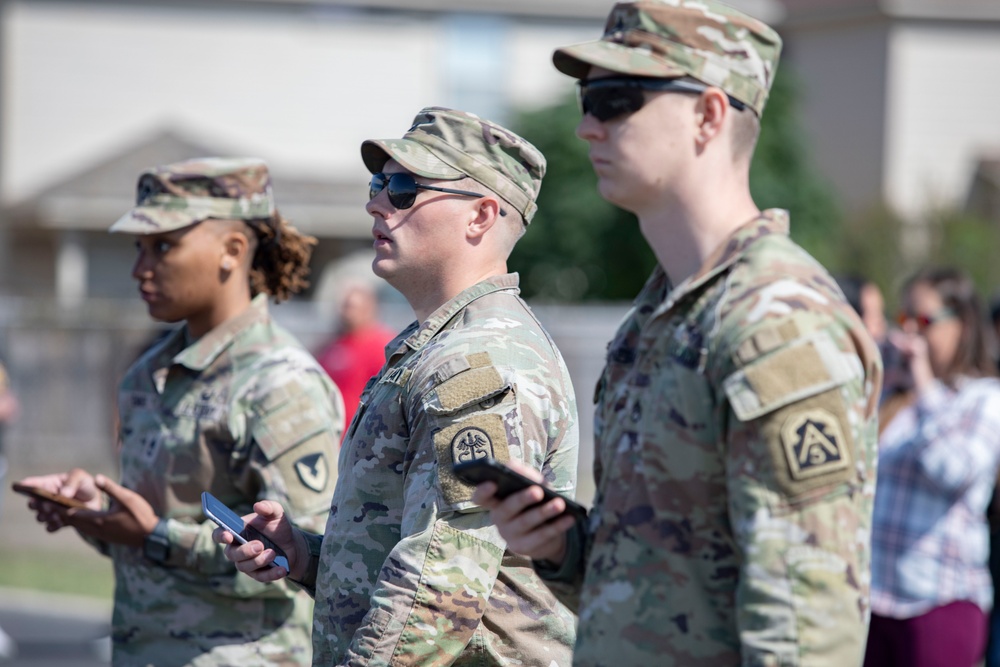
left=201, top=491, right=289, bottom=571
left=12, top=481, right=90, bottom=510
left=453, top=458, right=588, bottom=522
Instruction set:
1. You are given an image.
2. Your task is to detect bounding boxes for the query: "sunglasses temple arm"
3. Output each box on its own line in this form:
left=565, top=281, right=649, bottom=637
left=416, top=184, right=486, bottom=198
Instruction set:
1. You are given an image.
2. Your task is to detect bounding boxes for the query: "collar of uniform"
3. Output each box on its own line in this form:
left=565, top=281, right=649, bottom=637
left=655, top=209, right=790, bottom=317
left=172, top=293, right=271, bottom=371
left=404, top=273, right=520, bottom=351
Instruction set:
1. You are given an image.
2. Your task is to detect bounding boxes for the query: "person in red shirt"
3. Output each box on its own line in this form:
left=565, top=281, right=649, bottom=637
left=316, top=281, right=394, bottom=437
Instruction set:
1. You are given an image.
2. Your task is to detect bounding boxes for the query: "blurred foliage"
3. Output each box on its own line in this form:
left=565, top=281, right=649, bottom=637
left=829, top=204, right=1000, bottom=312
left=927, top=209, right=1000, bottom=297
left=830, top=203, right=908, bottom=310
left=508, top=94, right=652, bottom=302
left=509, top=67, right=843, bottom=301
left=749, top=68, right=842, bottom=269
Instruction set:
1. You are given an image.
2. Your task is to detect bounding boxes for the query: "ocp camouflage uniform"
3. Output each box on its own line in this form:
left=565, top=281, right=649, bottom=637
left=544, top=212, right=882, bottom=665
left=101, top=157, right=344, bottom=667
left=103, top=294, right=342, bottom=667
left=298, top=273, right=579, bottom=666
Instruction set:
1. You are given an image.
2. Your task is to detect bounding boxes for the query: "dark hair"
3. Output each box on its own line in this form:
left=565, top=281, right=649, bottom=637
left=730, top=105, right=761, bottom=161
left=990, top=295, right=1000, bottom=326
left=903, top=266, right=995, bottom=382
left=244, top=212, right=316, bottom=303
left=833, top=274, right=866, bottom=317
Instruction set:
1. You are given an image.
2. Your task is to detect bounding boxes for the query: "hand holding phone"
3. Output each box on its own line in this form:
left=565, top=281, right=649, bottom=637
left=12, top=481, right=90, bottom=510
left=453, top=458, right=587, bottom=522
left=201, top=492, right=289, bottom=571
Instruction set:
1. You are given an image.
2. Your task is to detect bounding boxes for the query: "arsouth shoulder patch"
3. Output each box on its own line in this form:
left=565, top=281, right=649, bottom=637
left=294, top=452, right=329, bottom=493
left=753, top=390, right=858, bottom=499
left=435, top=413, right=511, bottom=505
left=780, top=408, right=849, bottom=481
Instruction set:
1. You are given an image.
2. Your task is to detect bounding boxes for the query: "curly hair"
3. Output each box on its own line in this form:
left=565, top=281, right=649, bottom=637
left=243, top=212, right=316, bottom=303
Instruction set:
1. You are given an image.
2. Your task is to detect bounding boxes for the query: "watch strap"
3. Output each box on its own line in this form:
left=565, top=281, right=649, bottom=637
left=143, top=518, right=171, bottom=563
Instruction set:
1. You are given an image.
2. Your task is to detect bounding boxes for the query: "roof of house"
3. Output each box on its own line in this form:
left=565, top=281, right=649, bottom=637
left=7, top=128, right=371, bottom=239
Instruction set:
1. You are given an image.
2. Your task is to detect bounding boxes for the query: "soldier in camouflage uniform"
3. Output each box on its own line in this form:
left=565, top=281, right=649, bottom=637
left=19, top=158, right=344, bottom=666
left=474, top=1, right=884, bottom=665
left=217, top=108, right=580, bottom=666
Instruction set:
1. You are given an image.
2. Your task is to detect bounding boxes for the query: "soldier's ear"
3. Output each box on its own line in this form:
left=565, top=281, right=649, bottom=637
left=220, top=228, right=250, bottom=272
left=694, top=87, right=729, bottom=148
left=465, top=196, right=502, bottom=241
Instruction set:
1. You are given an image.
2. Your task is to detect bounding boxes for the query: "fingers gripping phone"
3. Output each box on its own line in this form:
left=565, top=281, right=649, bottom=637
left=12, top=481, right=90, bottom=510
left=201, top=492, right=289, bottom=571
left=453, top=458, right=588, bottom=522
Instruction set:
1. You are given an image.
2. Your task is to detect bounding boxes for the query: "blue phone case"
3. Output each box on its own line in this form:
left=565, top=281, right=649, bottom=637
left=201, top=492, right=290, bottom=571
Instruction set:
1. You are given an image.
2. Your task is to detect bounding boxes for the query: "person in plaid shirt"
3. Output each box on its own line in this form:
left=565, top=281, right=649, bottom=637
left=867, top=266, right=1000, bottom=667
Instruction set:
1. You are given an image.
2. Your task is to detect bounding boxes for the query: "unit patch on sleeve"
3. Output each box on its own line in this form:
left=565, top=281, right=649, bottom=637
left=780, top=408, right=849, bottom=481
left=435, top=413, right=511, bottom=505
left=294, top=452, right=329, bottom=493
left=452, top=426, right=494, bottom=465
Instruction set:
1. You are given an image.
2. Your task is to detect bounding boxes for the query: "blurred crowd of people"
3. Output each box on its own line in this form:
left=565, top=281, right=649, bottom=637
left=838, top=271, right=1000, bottom=666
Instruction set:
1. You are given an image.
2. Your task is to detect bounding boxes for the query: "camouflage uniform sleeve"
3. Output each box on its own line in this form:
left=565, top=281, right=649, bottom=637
left=160, top=353, right=344, bottom=598
left=532, top=517, right=588, bottom=611
left=343, top=355, right=570, bottom=665
left=720, top=315, right=881, bottom=666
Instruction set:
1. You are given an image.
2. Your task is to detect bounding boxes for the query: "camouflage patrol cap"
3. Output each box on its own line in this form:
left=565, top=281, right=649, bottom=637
left=553, top=0, right=782, bottom=116
left=110, top=157, right=275, bottom=234
left=361, top=107, right=547, bottom=223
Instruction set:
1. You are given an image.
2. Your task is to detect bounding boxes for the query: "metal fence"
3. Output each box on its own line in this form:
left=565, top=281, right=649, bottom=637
left=1, top=297, right=628, bottom=514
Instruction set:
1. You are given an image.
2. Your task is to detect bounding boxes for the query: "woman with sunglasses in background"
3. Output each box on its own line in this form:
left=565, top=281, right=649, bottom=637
left=865, top=266, right=1000, bottom=667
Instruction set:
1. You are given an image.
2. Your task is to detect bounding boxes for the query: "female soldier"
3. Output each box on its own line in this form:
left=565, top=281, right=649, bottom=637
left=18, top=157, right=343, bottom=666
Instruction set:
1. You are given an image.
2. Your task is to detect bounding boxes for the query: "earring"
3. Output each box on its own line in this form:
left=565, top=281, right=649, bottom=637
left=221, top=258, right=234, bottom=271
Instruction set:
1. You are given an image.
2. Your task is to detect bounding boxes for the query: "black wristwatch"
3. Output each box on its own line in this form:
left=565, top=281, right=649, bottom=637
left=143, top=518, right=171, bottom=564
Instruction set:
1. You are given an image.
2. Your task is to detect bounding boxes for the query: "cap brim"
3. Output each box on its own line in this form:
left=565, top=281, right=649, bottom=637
left=360, top=138, right=463, bottom=180
left=553, top=40, right=688, bottom=80
left=109, top=207, right=203, bottom=235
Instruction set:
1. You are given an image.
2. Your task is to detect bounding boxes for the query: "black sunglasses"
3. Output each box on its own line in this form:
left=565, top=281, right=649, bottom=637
left=369, top=172, right=485, bottom=211
left=577, top=76, right=747, bottom=122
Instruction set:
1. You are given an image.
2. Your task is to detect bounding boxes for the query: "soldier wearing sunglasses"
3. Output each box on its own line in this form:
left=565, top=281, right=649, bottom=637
left=216, top=107, right=579, bottom=666
left=474, top=1, right=883, bottom=665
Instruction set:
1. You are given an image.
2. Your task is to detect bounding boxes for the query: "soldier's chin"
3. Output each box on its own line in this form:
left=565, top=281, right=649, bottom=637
left=145, top=302, right=184, bottom=324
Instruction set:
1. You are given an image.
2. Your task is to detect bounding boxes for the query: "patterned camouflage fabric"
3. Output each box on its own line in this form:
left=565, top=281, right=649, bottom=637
left=553, top=0, right=782, bottom=116
left=541, top=212, right=882, bottom=665
left=106, top=295, right=344, bottom=666
left=301, top=274, right=579, bottom=666
left=361, top=107, right=547, bottom=222
left=110, top=157, right=276, bottom=235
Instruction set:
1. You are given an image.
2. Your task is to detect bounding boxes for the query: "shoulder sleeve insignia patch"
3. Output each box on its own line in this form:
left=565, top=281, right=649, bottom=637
left=435, top=413, right=511, bottom=505
left=294, top=452, right=329, bottom=493
left=452, top=426, right=495, bottom=464
left=780, top=408, right=850, bottom=481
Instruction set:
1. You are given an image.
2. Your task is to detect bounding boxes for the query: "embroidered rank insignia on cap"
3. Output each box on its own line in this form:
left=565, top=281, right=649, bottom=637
left=780, top=409, right=849, bottom=481
left=294, top=452, right=329, bottom=492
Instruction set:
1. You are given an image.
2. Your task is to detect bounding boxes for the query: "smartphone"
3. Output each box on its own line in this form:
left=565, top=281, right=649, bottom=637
left=201, top=492, right=289, bottom=571
left=12, top=481, right=90, bottom=510
left=453, top=458, right=588, bottom=522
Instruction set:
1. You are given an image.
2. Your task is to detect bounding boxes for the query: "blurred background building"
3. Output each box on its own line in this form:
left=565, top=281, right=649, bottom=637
left=0, top=0, right=998, bottom=508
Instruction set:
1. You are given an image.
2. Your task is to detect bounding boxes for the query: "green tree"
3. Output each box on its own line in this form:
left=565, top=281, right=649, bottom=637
left=750, top=68, right=842, bottom=269
left=927, top=209, right=1000, bottom=297
left=510, top=67, right=843, bottom=301
left=509, top=94, right=652, bottom=302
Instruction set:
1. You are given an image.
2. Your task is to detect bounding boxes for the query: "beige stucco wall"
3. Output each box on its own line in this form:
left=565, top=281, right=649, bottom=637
left=785, top=18, right=890, bottom=214
left=884, top=20, right=1000, bottom=219
left=2, top=1, right=597, bottom=206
